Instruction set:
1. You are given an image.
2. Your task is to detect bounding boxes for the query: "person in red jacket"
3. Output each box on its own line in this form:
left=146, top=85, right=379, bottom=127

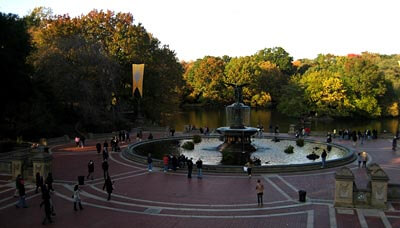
left=163, top=155, right=169, bottom=173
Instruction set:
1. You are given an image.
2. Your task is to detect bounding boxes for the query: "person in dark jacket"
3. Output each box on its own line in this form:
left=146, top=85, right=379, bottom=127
left=45, top=173, right=54, bottom=192
left=14, top=174, right=21, bottom=197
left=187, top=158, right=193, bottom=178
left=196, top=158, right=203, bottom=179
left=102, top=147, right=109, bottom=161
left=102, top=160, right=109, bottom=180
left=103, top=176, right=114, bottom=201
left=35, top=172, right=43, bottom=193
left=103, top=140, right=109, bottom=152
left=40, top=194, right=53, bottom=224
left=15, top=178, right=27, bottom=208
left=147, top=153, right=153, bottom=172
left=172, top=155, right=178, bottom=171
left=96, top=143, right=102, bottom=154
left=87, top=160, right=95, bottom=180
left=321, top=149, right=328, bottom=168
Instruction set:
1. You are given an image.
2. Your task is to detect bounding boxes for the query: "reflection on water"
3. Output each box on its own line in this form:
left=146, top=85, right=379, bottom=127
left=178, top=138, right=347, bottom=165
left=165, top=109, right=399, bottom=134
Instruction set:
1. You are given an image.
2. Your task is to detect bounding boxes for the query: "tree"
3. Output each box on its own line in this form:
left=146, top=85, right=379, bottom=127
left=0, top=13, right=32, bottom=138
left=254, top=47, right=295, bottom=76
left=184, top=56, right=226, bottom=104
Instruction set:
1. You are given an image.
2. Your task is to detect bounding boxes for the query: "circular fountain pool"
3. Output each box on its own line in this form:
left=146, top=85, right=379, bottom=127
left=124, top=135, right=355, bottom=172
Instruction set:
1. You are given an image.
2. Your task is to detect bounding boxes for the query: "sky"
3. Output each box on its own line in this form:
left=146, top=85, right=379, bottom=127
left=1, top=0, right=399, bottom=61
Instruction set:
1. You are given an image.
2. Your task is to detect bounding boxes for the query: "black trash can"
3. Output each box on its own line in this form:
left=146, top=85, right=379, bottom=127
left=78, top=176, right=85, bottom=185
left=299, top=190, right=306, bottom=202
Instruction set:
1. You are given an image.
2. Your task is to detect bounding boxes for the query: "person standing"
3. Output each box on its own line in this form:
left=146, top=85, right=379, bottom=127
left=256, top=179, right=264, bottom=207
left=75, top=136, right=80, bottom=147
left=163, top=155, right=169, bottom=173
left=102, top=160, right=109, bottom=180
left=148, top=133, right=153, bottom=140
left=147, top=153, right=153, bottom=172
left=196, top=158, right=203, bottom=179
left=103, top=176, right=114, bottom=201
left=87, top=160, right=95, bottom=180
left=73, top=184, right=83, bottom=211
left=357, top=152, right=362, bottom=168
left=321, top=149, right=327, bottom=168
left=15, top=177, right=27, bottom=208
left=96, top=143, right=102, bottom=154
left=187, top=158, right=193, bottom=179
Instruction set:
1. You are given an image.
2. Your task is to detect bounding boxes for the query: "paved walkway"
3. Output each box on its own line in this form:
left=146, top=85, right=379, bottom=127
left=1, top=133, right=400, bottom=227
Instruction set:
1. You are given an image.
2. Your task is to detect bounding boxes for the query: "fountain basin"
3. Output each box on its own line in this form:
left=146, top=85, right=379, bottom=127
left=123, top=135, right=356, bottom=173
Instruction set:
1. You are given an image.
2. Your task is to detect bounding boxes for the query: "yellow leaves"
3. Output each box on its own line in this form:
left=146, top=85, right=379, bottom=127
left=387, top=102, right=399, bottom=117
left=250, top=92, right=272, bottom=107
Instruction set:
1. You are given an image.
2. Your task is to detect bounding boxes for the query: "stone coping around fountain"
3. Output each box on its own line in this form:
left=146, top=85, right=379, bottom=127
left=123, top=135, right=356, bottom=174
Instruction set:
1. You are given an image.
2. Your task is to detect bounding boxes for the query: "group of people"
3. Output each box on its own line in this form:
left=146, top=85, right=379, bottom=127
left=161, top=154, right=188, bottom=172
left=22, top=172, right=56, bottom=224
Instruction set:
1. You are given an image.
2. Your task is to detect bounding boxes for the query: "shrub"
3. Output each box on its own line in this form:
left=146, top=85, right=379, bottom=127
left=181, top=141, right=194, bottom=150
left=284, top=145, right=294, bottom=154
left=193, top=135, right=202, bottom=144
left=296, top=138, right=304, bottom=147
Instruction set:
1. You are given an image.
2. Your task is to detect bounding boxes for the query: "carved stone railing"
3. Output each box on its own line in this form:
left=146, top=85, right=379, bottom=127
left=334, top=163, right=389, bottom=209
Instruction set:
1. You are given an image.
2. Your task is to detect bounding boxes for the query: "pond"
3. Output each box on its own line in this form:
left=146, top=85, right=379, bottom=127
left=164, top=108, right=400, bottom=134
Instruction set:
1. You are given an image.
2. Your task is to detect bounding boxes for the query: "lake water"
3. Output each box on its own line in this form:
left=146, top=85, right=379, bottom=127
left=165, top=108, right=400, bottom=134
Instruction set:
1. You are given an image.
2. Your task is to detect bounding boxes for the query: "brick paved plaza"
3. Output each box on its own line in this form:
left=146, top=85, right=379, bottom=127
left=1, top=132, right=400, bottom=228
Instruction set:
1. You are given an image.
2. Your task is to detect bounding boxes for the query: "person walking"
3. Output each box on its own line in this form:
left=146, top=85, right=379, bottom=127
left=357, top=152, right=362, bottom=168
left=40, top=192, right=53, bottom=224
left=103, top=176, right=114, bottom=201
left=14, top=174, right=21, bottom=197
left=15, top=177, right=28, bottom=208
left=102, top=160, right=109, bottom=180
left=103, top=140, right=109, bottom=152
left=245, top=160, right=253, bottom=177
left=362, top=152, right=368, bottom=168
left=87, top=160, right=95, bottom=180
left=163, top=155, right=169, bottom=173
left=256, top=179, right=264, bottom=207
left=187, top=158, right=193, bottom=179
left=73, top=184, right=83, bottom=211
left=392, top=136, right=397, bottom=151
left=45, top=173, right=54, bottom=192
left=42, top=183, right=56, bottom=216
left=196, top=158, right=203, bottom=179
left=321, top=149, right=328, bottom=168
left=102, top=147, right=109, bottom=161
left=147, top=153, right=153, bottom=172
left=35, top=172, right=43, bottom=194
left=96, top=143, right=102, bottom=154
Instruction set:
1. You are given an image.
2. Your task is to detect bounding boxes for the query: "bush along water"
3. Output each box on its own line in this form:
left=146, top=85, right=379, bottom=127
left=193, top=135, right=202, bottom=144
left=182, top=141, right=195, bottom=150
left=296, top=138, right=304, bottom=147
left=284, top=145, right=294, bottom=154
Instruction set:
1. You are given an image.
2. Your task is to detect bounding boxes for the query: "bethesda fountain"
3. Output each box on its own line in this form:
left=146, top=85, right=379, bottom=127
left=216, top=83, right=259, bottom=164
